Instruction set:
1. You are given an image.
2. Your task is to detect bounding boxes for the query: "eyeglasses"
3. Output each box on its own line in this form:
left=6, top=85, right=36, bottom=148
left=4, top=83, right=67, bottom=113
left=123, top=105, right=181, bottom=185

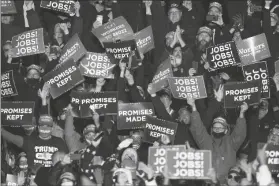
left=213, top=127, right=226, bottom=130
left=228, top=174, right=241, bottom=182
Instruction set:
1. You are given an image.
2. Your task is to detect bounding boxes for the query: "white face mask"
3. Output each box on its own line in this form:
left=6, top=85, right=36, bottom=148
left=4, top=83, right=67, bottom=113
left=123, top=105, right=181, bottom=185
left=61, top=181, right=74, bottom=186
left=19, top=165, right=28, bottom=170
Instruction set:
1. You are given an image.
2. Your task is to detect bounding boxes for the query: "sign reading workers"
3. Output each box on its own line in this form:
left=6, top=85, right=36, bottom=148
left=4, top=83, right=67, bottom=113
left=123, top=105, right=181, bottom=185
left=143, top=115, right=178, bottom=145
left=40, top=0, right=75, bottom=14
left=168, top=76, right=207, bottom=100
left=206, top=41, right=240, bottom=69
left=79, top=52, right=115, bottom=79
left=117, top=102, right=155, bottom=130
left=1, top=0, right=17, bottom=14
left=92, top=16, right=134, bottom=44
left=1, top=102, right=35, bottom=127
left=134, top=26, right=155, bottom=55
left=1, top=70, right=18, bottom=98
left=243, top=61, right=269, bottom=99
left=236, top=33, right=271, bottom=64
left=224, top=81, right=261, bottom=108
left=148, top=145, right=186, bottom=175
left=258, top=143, right=279, bottom=174
left=12, top=28, right=45, bottom=58
left=43, top=59, right=85, bottom=99
left=59, top=34, right=87, bottom=64
left=166, top=150, right=212, bottom=180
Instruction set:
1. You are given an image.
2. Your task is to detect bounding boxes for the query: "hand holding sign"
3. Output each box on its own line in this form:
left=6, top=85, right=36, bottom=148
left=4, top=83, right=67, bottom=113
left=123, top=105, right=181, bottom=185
left=257, top=143, right=268, bottom=165
left=213, top=84, right=224, bottom=102
left=240, top=102, right=249, bottom=114
left=147, top=83, right=156, bottom=97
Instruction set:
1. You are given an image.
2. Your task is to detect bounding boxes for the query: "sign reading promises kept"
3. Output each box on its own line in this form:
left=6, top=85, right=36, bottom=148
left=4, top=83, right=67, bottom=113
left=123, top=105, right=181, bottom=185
left=117, top=102, right=155, bottom=130
left=40, top=0, right=75, bottom=14
left=134, top=26, right=155, bottom=55
left=1, top=0, right=17, bottom=14
left=43, top=59, right=85, bottom=99
left=168, top=76, right=207, bottom=100
left=12, top=28, right=45, bottom=58
left=1, top=101, right=35, bottom=126
left=166, top=150, right=212, bottom=180
left=1, top=70, right=18, bottom=98
left=206, top=41, right=240, bottom=69
left=258, top=143, right=279, bottom=174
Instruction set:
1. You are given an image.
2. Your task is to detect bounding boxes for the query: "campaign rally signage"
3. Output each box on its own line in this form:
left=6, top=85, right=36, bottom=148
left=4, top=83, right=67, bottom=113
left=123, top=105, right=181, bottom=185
left=70, top=90, right=81, bottom=117
left=40, top=0, right=75, bottom=14
left=1, top=101, right=35, bottom=127
left=168, top=76, right=207, bottom=100
left=6, top=174, right=18, bottom=186
left=243, top=62, right=270, bottom=99
left=224, top=81, right=261, bottom=108
left=152, top=58, right=173, bottom=93
left=117, top=102, right=155, bottom=130
left=258, top=143, right=279, bottom=174
left=134, top=26, right=155, bottom=55
left=236, top=33, right=271, bottom=64
left=148, top=145, right=186, bottom=175
left=206, top=41, right=241, bottom=69
left=143, top=115, right=178, bottom=145
left=92, top=16, right=134, bottom=44
left=59, top=34, right=87, bottom=64
left=166, top=150, right=212, bottom=180
left=43, top=59, right=85, bottom=99
left=79, top=52, right=115, bottom=79
left=1, top=0, right=17, bottom=14
left=1, top=70, right=18, bottom=98
left=11, top=28, right=45, bottom=58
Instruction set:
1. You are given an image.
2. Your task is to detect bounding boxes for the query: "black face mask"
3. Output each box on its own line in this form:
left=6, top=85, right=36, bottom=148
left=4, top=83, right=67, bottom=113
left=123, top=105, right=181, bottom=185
left=26, top=78, right=40, bottom=87
left=212, top=132, right=225, bottom=139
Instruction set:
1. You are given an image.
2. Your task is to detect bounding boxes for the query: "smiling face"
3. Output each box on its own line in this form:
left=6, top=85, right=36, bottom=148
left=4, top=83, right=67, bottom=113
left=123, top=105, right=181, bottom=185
left=168, top=7, right=182, bottom=23
left=196, top=32, right=211, bottom=52
left=38, top=125, right=52, bottom=139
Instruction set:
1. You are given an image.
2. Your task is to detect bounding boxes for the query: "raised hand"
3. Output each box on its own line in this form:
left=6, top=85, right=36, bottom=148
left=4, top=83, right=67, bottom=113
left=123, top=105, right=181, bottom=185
left=125, top=70, right=134, bottom=86
left=214, top=84, right=224, bottom=102
left=38, top=82, right=51, bottom=100
left=147, top=83, right=156, bottom=97
left=240, top=102, right=248, bottom=114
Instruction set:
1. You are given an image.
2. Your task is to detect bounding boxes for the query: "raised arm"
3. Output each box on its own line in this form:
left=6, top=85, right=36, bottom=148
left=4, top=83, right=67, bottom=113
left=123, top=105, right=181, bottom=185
left=1, top=128, right=24, bottom=148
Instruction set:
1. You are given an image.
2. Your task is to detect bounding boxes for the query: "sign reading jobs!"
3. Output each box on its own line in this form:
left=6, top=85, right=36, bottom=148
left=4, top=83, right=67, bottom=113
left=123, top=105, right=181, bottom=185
left=1, top=102, right=35, bottom=127
left=258, top=143, right=279, bottom=174
left=1, top=70, right=18, bottom=98
left=236, top=33, right=271, bottom=64
left=40, top=0, right=75, bottom=14
left=243, top=61, right=269, bottom=99
left=12, top=28, right=45, bottom=58
left=206, top=41, right=241, bottom=69
left=168, top=76, right=207, bottom=100
left=1, top=0, right=17, bottom=14
left=148, top=145, right=186, bottom=175
left=79, top=52, right=115, bottom=79
left=43, top=59, right=85, bottom=99
left=166, top=150, right=212, bottom=180
left=117, top=102, right=155, bottom=130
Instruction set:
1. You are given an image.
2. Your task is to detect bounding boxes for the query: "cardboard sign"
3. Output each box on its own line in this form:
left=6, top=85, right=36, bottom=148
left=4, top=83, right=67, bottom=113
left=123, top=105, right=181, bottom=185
left=6, top=174, right=18, bottom=186
left=275, top=59, right=279, bottom=73
left=236, top=33, right=271, bottom=64
left=92, top=16, right=134, bottom=44
left=207, top=41, right=241, bottom=69
left=117, top=102, right=155, bottom=130
left=40, top=0, right=75, bottom=14
left=224, top=81, right=261, bottom=108
left=43, top=59, right=85, bottom=99
left=59, top=34, right=87, bottom=64
left=1, top=102, right=35, bottom=126
left=79, top=52, right=115, bottom=79
left=143, top=116, right=178, bottom=145
left=134, top=26, right=155, bottom=55
left=152, top=58, right=173, bottom=93
left=258, top=143, right=279, bottom=174
left=70, top=90, right=81, bottom=118
left=11, top=28, right=45, bottom=58
left=243, top=61, right=270, bottom=99
left=166, top=150, right=212, bottom=180
left=1, top=0, right=17, bottom=14
left=148, top=145, right=186, bottom=175
left=168, top=76, right=207, bottom=100
left=1, top=70, right=18, bottom=98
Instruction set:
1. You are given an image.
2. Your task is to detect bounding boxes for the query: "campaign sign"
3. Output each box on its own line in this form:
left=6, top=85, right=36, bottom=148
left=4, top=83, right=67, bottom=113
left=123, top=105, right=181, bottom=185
left=79, top=52, right=115, bottom=79
left=134, top=26, right=155, bottom=55
left=70, top=90, right=81, bottom=118
left=6, top=174, right=18, bottom=186
left=143, top=115, right=178, bottom=145
left=1, top=0, right=17, bottom=14
left=168, top=76, right=207, bottom=100
left=1, top=101, right=35, bottom=127
left=243, top=61, right=269, bottom=99
left=12, top=28, right=45, bottom=58
left=148, top=145, right=186, bottom=175
left=224, top=81, right=261, bottom=108
left=92, top=16, right=134, bottom=44
left=40, top=0, right=75, bottom=14
left=1, top=70, right=18, bottom=98
left=236, top=33, right=271, bottom=64
left=207, top=41, right=241, bottom=69
left=117, top=102, right=155, bottom=130
left=258, top=143, right=279, bottom=174
left=43, top=59, right=85, bottom=99
left=152, top=58, right=173, bottom=93
left=59, top=34, right=87, bottom=64
left=166, top=150, right=212, bottom=180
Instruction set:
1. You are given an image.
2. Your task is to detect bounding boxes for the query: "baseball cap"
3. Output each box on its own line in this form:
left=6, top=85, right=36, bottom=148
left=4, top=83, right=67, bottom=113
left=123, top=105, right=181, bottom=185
left=38, top=115, right=53, bottom=127
left=83, top=124, right=96, bottom=135
left=212, top=117, right=229, bottom=128
left=197, top=26, right=213, bottom=37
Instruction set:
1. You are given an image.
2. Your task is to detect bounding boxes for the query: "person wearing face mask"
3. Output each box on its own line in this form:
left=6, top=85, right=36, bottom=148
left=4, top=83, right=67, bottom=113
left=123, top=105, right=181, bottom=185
left=187, top=97, right=248, bottom=184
